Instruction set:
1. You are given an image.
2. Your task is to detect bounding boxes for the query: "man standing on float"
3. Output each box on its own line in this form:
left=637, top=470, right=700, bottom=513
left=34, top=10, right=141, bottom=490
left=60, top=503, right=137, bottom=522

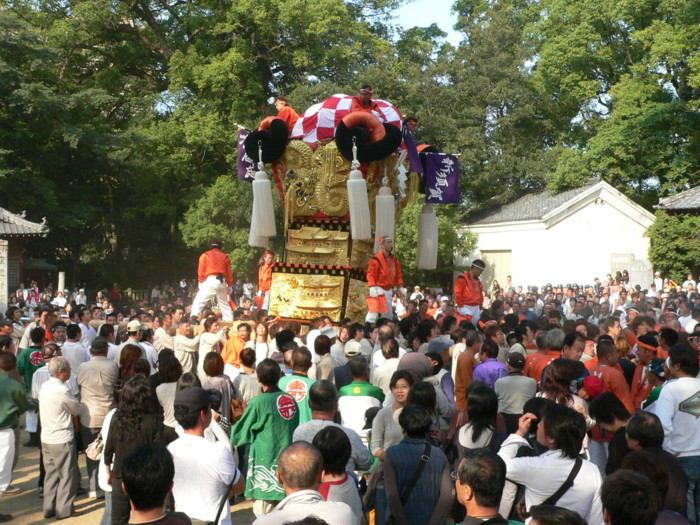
left=191, top=240, right=234, bottom=322
left=455, top=259, right=485, bottom=326
left=366, top=236, right=403, bottom=323
left=257, top=250, right=275, bottom=311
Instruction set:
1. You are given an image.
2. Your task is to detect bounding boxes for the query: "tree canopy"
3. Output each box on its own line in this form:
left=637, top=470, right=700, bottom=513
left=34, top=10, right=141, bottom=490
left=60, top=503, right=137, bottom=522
left=1, top=0, right=697, bottom=286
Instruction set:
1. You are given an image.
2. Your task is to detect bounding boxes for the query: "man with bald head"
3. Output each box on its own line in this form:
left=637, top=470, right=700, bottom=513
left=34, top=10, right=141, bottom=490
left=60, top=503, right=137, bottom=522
left=251, top=441, right=354, bottom=525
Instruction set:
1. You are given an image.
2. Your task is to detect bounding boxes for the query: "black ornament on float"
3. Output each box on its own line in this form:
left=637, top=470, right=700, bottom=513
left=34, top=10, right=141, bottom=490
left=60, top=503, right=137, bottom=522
left=336, top=122, right=403, bottom=164
left=244, top=118, right=289, bottom=163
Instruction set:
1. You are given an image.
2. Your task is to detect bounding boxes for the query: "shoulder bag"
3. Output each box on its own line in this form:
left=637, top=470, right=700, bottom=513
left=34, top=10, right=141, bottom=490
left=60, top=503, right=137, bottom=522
left=516, top=456, right=583, bottom=521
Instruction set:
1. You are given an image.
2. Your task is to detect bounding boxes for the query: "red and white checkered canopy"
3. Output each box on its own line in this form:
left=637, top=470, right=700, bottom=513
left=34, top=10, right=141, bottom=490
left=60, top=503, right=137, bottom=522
left=290, top=93, right=403, bottom=143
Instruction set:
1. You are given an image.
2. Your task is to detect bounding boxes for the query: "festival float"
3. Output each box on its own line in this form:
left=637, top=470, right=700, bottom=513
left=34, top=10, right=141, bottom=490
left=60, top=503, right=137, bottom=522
left=237, top=92, right=460, bottom=322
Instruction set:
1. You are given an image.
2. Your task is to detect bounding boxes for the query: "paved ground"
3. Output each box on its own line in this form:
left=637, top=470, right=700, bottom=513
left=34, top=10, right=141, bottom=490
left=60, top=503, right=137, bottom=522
left=1, top=430, right=256, bottom=524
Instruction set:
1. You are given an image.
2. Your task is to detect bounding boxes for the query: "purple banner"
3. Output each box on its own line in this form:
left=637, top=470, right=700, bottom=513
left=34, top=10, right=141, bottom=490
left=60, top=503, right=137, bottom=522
left=425, top=153, right=460, bottom=204
left=403, top=129, right=423, bottom=175
left=237, top=129, right=255, bottom=182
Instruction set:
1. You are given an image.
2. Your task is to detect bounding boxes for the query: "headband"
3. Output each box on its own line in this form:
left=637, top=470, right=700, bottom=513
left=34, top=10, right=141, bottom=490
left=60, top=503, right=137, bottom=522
left=637, top=341, right=659, bottom=353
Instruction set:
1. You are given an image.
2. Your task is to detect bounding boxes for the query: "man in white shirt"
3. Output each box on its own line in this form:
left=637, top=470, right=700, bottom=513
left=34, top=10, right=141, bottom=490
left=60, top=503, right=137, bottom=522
left=51, top=291, right=67, bottom=308
left=75, top=289, right=87, bottom=306
left=371, top=338, right=401, bottom=394
left=153, top=311, right=175, bottom=352
left=39, top=357, right=86, bottom=520
left=655, top=344, right=700, bottom=524
left=77, top=338, right=119, bottom=497
left=61, top=324, right=88, bottom=372
left=252, top=441, right=353, bottom=525
left=115, top=319, right=144, bottom=364
left=678, top=302, right=694, bottom=330
left=168, top=387, right=244, bottom=524
left=173, top=321, right=200, bottom=375
left=72, top=307, right=97, bottom=349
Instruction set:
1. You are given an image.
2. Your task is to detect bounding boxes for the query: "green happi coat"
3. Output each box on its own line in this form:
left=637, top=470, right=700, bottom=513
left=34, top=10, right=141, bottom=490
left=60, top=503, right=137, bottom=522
left=231, top=388, right=299, bottom=501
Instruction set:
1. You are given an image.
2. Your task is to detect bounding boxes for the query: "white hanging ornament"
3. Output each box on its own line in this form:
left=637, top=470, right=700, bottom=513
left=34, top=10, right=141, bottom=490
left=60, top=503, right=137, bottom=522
left=346, top=137, right=372, bottom=240
left=251, top=141, right=277, bottom=238
left=247, top=183, right=269, bottom=247
left=374, top=165, right=395, bottom=253
left=416, top=203, right=439, bottom=269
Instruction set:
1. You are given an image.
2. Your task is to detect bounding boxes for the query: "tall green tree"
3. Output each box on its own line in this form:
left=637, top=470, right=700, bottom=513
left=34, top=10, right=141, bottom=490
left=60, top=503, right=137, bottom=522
left=646, top=211, right=700, bottom=282
left=533, top=0, right=700, bottom=204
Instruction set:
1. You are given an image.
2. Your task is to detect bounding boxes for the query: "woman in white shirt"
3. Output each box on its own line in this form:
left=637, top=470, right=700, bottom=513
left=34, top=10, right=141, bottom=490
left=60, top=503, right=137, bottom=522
left=197, top=317, right=227, bottom=382
left=244, top=322, right=271, bottom=366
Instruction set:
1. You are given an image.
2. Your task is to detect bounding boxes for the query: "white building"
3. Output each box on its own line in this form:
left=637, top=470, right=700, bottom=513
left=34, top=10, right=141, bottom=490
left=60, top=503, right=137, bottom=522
left=458, top=180, right=655, bottom=290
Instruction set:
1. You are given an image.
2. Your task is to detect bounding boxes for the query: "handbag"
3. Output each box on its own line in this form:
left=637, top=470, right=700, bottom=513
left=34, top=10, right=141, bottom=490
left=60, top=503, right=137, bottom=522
left=386, top=442, right=432, bottom=525
left=515, top=457, right=583, bottom=521
left=442, top=408, right=466, bottom=465
left=85, top=432, right=104, bottom=461
left=230, top=397, right=246, bottom=423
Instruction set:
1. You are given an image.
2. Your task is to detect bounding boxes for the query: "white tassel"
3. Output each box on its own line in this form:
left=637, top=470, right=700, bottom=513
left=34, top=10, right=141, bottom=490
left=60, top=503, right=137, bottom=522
left=247, top=191, right=269, bottom=247
left=252, top=142, right=277, bottom=238
left=347, top=138, right=371, bottom=240
left=374, top=173, right=395, bottom=253
left=416, top=203, right=438, bottom=269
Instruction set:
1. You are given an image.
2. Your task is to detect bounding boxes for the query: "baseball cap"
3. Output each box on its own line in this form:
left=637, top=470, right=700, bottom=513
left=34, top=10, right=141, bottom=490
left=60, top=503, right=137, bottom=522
left=506, top=352, right=525, bottom=369
left=344, top=340, right=362, bottom=357
left=427, top=339, right=450, bottom=354
left=174, top=386, right=219, bottom=412
left=126, top=319, right=144, bottom=333
left=582, top=376, right=605, bottom=398
left=649, top=357, right=667, bottom=379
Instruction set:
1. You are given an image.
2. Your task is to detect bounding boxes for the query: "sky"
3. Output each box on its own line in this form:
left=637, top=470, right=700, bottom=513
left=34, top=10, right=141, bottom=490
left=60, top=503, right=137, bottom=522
left=394, top=0, right=462, bottom=46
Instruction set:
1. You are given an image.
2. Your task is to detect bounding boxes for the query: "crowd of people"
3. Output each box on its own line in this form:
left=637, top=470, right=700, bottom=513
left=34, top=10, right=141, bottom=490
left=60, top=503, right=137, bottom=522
left=0, top=260, right=699, bottom=525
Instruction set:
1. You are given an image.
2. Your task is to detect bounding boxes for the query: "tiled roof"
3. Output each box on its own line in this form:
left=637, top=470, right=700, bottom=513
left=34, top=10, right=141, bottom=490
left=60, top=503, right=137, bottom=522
left=657, top=185, right=700, bottom=211
left=0, top=208, right=47, bottom=237
left=471, top=180, right=599, bottom=225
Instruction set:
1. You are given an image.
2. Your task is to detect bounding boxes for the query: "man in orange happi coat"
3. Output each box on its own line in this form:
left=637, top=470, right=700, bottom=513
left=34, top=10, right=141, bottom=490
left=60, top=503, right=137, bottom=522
left=257, top=250, right=275, bottom=311
left=589, top=339, right=634, bottom=413
left=350, top=85, right=387, bottom=121
left=630, top=334, right=660, bottom=411
left=366, top=236, right=403, bottom=323
left=454, top=259, right=486, bottom=326
left=191, top=240, right=234, bottom=321
left=274, top=97, right=299, bottom=132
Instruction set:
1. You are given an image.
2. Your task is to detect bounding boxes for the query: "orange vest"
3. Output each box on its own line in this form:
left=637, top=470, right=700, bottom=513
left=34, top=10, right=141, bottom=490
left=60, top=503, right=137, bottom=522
left=367, top=251, right=403, bottom=289
left=630, top=363, right=653, bottom=411
left=221, top=336, right=247, bottom=368
left=258, top=263, right=274, bottom=292
left=198, top=248, right=234, bottom=285
left=454, top=272, right=484, bottom=308
left=277, top=106, right=299, bottom=132
left=350, top=97, right=387, bottom=121
left=590, top=364, right=634, bottom=413
left=523, top=351, right=560, bottom=387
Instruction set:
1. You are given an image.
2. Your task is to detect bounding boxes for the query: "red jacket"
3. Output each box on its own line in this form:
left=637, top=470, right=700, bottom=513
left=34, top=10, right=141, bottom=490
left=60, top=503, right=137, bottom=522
left=366, top=251, right=403, bottom=290
left=198, top=248, right=233, bottom=285
left=454, top=272, right=484, bottom=308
